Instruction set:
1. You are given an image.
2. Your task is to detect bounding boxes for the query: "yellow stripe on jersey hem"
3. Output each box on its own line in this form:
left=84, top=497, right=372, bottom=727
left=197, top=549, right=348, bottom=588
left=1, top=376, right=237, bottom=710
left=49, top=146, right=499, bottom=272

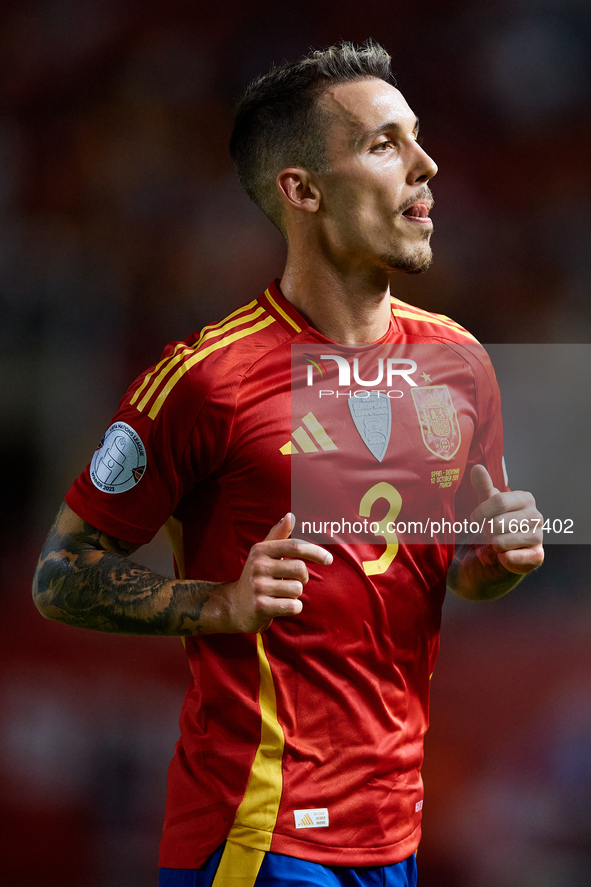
left=265, top=288, right=302, bottom=333
left=224, top=633, right=285, bottom=854
left=146, top=315, right=275, bottom=419
left=390, top=306, right=477, bottom=341
left=211, top=841, right=265, bottom=887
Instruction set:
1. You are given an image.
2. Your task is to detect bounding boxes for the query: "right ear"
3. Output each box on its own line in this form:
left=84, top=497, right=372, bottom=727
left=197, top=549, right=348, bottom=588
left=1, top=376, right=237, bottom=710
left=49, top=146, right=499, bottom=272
left=276, top=168, right=321, bottom=214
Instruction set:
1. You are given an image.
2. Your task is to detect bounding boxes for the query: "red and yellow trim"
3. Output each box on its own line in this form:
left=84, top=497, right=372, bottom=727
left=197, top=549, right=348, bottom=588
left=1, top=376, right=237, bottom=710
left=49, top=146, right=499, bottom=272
left=129, top=303, right=276, bottom=420
left=193, top=300, right=261, bottom=350
left=211, top=842, right=266, bottom=886
left=264, top=287, right=302, bottom=333
left=390, top=297, right=478, bottom=342
left=147, top=315, right=275, bottom=419
left=211, top=633, right=285, bottom=884
left=225, top=633, right=285, bottom=848
left=130, top=343, right=189, bottom=408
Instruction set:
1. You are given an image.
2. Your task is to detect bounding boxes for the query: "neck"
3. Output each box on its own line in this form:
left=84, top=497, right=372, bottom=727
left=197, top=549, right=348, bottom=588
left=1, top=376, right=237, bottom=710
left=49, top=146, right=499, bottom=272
left=280, top=254, right=392, bottom=345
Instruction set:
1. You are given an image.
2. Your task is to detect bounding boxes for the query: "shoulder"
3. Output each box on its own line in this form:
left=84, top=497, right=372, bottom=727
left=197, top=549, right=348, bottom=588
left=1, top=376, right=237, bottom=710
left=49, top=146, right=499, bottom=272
left=388, top=296, right=500, bottom=396
left=389, top=296, right=479, bottom=345
left=124, top=292, right=293, bottom=423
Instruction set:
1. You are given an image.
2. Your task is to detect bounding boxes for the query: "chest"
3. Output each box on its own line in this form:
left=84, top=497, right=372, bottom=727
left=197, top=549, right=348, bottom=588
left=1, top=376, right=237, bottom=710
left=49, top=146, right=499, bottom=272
left=224, top=345, right=480, bottom=545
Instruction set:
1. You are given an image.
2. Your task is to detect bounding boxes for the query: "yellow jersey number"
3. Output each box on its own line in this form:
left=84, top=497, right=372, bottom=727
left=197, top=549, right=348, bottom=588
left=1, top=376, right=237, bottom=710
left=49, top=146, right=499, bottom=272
left=358, top=482, right=402, bottom=576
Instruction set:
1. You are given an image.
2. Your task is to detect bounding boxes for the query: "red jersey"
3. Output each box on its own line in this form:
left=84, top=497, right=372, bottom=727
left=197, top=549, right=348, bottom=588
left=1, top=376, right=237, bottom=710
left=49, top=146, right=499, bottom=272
left=66, top=280, right=507, bottom=868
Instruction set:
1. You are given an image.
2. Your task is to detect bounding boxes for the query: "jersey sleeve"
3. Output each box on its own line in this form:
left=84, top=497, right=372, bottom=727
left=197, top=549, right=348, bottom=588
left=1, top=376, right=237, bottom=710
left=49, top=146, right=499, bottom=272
left=452, top=342, right=509, bottom=524
left=65, top=343, right=236, bottom=545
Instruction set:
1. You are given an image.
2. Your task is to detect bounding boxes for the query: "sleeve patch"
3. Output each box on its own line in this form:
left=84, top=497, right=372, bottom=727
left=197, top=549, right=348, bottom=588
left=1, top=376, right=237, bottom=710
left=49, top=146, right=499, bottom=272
left=90, top=422, right=147, bottom=494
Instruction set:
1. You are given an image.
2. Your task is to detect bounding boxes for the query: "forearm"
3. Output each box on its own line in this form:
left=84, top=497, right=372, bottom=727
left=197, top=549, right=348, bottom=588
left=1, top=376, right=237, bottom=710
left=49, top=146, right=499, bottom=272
left=32, top=505, right=230, bottom=635
left=33, top=503, right=332, bottom=637
left=34, top=551, right=230, bottom=635
left=446, top=543, right=526, bottom=601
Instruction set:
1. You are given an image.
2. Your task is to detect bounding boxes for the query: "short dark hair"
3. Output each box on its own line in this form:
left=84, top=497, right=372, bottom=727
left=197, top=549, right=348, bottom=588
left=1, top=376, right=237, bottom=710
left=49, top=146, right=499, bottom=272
left=229, top=40, right=394, bottom=235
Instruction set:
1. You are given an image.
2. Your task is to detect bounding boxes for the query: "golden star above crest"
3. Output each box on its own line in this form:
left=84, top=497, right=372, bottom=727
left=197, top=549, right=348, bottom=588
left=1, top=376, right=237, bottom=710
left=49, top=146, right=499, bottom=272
left=421, top=372, right=431, bottom=383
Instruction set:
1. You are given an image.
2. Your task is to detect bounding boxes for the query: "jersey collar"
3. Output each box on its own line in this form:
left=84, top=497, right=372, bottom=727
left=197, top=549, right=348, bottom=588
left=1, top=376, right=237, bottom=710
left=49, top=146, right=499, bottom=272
left=261, top=278, right=396, bottom=344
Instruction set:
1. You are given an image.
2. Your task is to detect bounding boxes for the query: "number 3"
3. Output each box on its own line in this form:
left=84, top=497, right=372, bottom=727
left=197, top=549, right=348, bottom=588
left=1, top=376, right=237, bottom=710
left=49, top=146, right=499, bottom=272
left=359, top=482, right=402, bottom=576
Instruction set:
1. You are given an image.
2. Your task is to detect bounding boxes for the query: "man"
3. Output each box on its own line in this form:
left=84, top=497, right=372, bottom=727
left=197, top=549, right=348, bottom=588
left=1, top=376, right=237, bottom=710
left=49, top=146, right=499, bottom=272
left=33, top=41, right=543, bottom=887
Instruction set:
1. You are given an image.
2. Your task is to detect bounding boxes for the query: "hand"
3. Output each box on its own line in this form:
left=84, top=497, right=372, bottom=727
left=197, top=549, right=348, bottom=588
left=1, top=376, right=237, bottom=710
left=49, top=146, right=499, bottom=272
left=222, top=513, right=333, bottom=633
left=470, top=465, right=544, bottom=575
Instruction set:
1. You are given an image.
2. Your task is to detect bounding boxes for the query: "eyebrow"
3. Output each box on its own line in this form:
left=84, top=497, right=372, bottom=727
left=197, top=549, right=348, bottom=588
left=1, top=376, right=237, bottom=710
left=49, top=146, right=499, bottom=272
left=355, top=117, right=420, bottom=146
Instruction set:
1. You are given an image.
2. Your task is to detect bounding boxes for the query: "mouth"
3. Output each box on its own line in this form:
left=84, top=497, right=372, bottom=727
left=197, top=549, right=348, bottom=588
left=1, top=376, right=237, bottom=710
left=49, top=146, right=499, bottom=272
left=401, top=202, right=433, bottom=225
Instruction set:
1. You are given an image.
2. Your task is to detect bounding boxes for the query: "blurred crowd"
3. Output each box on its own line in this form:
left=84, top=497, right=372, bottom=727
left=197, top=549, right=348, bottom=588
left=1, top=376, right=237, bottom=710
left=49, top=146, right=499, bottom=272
left=1, top=1, right=590, bottom=885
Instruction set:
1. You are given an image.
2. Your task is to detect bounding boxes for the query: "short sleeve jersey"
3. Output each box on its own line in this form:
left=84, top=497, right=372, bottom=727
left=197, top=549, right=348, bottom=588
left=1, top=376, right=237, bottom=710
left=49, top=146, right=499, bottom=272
left=66, top=280, right=507, bottom=869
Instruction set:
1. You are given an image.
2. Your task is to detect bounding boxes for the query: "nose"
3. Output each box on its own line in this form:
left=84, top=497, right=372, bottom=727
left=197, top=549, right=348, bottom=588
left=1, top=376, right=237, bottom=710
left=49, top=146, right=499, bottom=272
left=409, top=143, right=438, bottom=185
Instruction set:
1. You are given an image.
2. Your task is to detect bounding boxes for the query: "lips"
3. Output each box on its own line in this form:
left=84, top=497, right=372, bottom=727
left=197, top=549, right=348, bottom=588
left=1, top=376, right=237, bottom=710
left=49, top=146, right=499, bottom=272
left=402, top=203, right=431, bottom=220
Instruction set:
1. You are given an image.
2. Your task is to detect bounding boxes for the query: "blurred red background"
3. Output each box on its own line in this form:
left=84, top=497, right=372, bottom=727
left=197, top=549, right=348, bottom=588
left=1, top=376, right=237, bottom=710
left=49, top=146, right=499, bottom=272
left=2, top=1, right=591, bottom=884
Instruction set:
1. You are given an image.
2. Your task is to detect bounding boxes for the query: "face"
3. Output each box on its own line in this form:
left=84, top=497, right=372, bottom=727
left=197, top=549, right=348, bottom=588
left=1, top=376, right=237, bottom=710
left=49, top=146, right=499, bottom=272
left=315, top=78, right=438, bottom=275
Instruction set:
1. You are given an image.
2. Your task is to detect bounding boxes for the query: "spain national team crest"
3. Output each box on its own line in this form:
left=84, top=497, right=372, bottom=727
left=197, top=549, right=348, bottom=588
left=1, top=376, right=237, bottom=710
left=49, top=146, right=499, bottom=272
left=348, top=392, right=391, bottom=462
left=411, top=385, right=461, bottom=460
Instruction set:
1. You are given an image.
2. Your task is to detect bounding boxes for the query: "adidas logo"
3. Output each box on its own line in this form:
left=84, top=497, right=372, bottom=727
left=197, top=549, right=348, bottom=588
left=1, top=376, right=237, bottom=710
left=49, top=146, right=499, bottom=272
left=280, top=412, right=337, bottom=455
left=294, top=807, right=329, bottom=829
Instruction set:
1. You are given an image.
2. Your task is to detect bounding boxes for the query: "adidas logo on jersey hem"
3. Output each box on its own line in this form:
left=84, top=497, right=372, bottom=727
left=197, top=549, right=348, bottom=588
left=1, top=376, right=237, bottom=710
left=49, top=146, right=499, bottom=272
left=294, top=808, right=329, bottom=829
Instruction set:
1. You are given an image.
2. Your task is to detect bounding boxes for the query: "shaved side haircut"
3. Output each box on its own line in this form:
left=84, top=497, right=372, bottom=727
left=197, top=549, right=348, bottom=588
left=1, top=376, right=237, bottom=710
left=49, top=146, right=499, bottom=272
left=229, top=40, right=394, bottom=235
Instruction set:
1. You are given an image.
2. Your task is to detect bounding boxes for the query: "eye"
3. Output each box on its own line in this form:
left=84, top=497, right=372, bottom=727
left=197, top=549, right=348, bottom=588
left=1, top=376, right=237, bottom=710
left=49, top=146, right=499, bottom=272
left=372, top=140, right=394, bottom=152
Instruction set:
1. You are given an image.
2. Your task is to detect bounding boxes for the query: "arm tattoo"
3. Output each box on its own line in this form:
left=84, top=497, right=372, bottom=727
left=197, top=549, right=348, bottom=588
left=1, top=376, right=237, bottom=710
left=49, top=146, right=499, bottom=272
left=32, top=503, right=223, bottom=635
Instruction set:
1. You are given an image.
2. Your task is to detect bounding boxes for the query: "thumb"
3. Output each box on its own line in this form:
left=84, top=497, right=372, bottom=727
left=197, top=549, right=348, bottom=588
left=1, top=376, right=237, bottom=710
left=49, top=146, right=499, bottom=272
left=471, top=464, right=499, bottom=504
left=265, top=512, right=295, bottom=542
